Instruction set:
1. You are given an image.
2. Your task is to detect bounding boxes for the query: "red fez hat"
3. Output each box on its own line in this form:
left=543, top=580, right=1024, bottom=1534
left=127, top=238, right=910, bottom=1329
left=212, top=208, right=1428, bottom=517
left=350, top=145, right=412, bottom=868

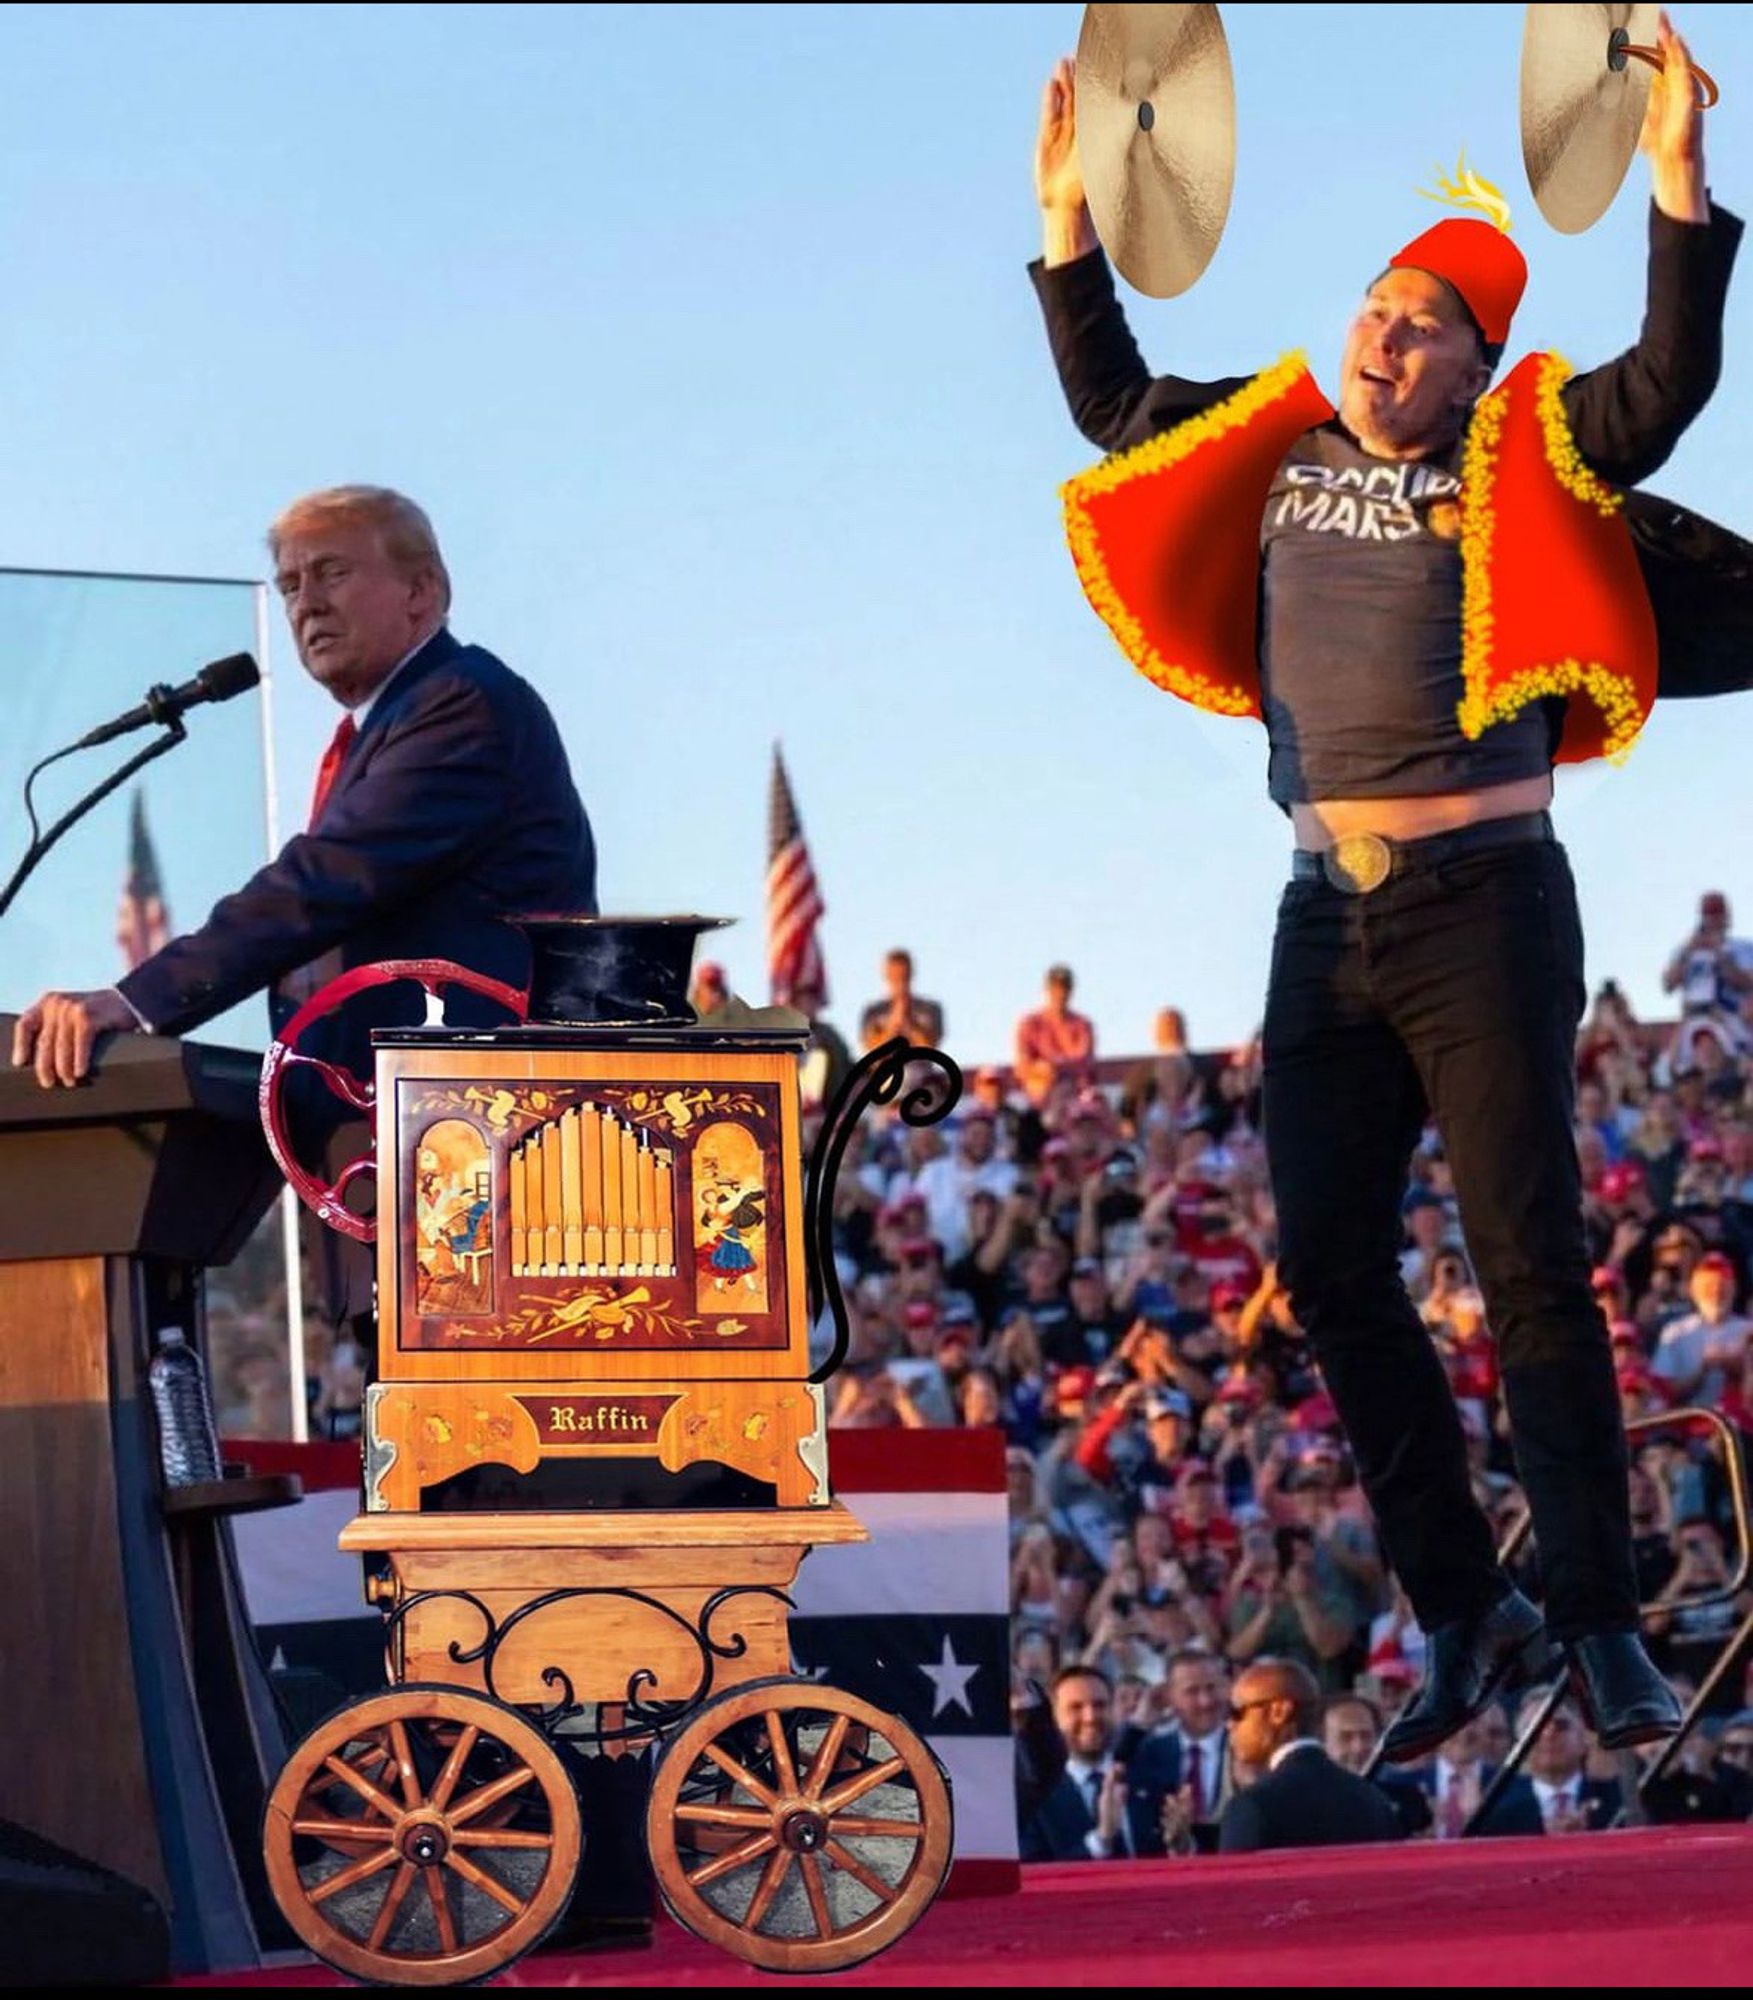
left=1388, top=158, right=1527, bottom=348
left=1390, top=217, right=1527, bottom=348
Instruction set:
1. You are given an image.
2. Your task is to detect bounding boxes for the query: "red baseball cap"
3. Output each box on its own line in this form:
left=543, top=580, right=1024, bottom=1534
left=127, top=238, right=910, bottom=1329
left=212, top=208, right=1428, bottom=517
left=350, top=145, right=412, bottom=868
left=1367, top=1631, right=1418, bottom=1687
left=1591, top=1265, right=1626, bottom=1293
left=1211, top=1280, right=1251, bottom=1312
left=1697, top=1251, right=1737, bottom=1279
left=1054, top=1365, right=1096, bottom=1411
left=1599, top=1161, right=1647, bottom=1205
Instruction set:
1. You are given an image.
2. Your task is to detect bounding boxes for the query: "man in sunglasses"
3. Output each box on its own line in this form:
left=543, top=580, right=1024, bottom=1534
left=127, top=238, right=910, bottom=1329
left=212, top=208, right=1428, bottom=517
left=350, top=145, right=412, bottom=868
left=1218, top=1659, right=1403, bottom=1853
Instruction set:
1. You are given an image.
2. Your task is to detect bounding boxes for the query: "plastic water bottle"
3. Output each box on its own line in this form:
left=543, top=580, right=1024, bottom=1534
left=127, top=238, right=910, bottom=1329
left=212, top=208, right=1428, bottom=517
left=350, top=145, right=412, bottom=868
left=148, top=1328, right=223, bottom=1487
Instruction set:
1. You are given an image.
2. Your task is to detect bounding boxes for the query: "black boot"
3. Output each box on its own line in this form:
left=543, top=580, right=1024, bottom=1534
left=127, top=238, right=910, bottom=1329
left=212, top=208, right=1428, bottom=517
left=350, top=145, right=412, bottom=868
left=1380, top=1588, right=1558, bottom=1764
left=1566, top=1633, right=1683, bottom=1751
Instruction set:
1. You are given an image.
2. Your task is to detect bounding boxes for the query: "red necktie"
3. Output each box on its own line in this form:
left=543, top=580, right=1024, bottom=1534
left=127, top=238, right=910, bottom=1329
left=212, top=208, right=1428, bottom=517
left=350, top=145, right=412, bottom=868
left=308, top=714, right=358, bottom=830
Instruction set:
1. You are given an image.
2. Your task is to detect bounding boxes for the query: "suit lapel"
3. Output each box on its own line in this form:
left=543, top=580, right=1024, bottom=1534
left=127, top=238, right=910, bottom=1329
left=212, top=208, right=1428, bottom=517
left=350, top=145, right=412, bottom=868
left=316, top=627, right=462, bottom=826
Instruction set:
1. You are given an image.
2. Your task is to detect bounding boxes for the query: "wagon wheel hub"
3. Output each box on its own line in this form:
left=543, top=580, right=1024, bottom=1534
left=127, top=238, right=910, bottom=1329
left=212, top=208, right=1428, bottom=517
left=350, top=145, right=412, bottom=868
left=399, top=1814, right=451, bottom=1867
left=779, top=1805, right=828, bottom=1854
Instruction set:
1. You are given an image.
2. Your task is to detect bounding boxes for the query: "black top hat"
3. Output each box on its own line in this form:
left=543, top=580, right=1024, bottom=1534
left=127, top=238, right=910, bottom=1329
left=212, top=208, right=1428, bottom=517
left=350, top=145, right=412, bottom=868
left=511, top=914, right=730, bottom=1026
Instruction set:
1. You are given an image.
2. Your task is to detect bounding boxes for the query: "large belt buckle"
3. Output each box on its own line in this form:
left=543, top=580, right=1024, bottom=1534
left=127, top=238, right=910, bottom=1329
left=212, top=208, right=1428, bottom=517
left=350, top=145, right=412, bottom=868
left=1323, top=832, right=1393, bottom=895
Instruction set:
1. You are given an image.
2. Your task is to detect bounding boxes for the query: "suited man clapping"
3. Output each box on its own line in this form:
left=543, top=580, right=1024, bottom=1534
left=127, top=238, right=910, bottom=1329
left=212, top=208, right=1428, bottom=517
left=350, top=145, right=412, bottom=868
left=1219, top=1658, right=1404, bottom=1854
left=1019, top=1666, right=1179, bottom=1861
left=1522, top=1698, right=1622, bottom=1832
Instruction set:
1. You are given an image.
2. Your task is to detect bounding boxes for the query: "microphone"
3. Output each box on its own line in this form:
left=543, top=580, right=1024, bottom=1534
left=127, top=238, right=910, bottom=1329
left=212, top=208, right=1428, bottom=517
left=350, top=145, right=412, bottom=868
left=76, top=652, right=261, bottom=750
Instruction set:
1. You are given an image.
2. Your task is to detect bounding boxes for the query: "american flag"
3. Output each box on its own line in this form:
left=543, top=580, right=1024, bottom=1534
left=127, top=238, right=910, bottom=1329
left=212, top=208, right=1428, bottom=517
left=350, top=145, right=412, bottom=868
left=116, top=789, right=171, bottom=969
left=766, top=744, right=826, bottom=1008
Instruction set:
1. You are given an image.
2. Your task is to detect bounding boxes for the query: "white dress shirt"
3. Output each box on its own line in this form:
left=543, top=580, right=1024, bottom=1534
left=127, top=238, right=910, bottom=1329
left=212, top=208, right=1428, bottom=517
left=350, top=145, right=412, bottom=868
left=1531, top=1774, right=1584, bottom=1828
left=1268, top=1736, right=1324, bottom=1773
left=1177, top=1727, right=1229, bottom=1818
left=1064, top=1755, right=1131, bottom=1859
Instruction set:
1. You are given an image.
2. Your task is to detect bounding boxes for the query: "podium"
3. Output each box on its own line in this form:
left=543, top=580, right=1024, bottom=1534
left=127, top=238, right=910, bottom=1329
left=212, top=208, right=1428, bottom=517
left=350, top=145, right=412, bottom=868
left=0, top=1020, right=297, bottom=1974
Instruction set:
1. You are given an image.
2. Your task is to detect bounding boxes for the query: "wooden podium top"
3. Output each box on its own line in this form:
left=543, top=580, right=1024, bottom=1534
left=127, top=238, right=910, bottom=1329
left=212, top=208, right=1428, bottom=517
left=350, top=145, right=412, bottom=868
left=0, top=1018, right=280, bottom=1263
left=0, top=1017, right=263, bottom=1131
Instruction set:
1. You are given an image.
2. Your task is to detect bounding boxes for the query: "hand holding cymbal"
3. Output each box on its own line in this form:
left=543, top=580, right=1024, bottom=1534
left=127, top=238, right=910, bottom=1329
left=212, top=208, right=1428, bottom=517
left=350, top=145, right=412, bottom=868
left=1037, top=55, right=1100, bottom=267
left=1637, top=11, right=1711, bottom=222
left=1036, top=56, right=1087, bottom=217
left=1521, top=4, right=1719, bottom=234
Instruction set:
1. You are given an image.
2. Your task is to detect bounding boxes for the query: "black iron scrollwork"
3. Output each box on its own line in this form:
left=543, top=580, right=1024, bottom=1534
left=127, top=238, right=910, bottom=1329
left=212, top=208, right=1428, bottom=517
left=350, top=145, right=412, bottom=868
left=382, top=1584, right=794, bottom=1743
left=804, top=1035, right=963, bottom=1385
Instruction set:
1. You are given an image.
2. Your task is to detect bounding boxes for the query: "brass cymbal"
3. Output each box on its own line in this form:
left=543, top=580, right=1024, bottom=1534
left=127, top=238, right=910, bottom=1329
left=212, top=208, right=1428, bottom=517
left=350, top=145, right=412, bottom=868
left=1076, top=3, right=1235, bottom=298
left=1520, top=2, right=1658, bottom=234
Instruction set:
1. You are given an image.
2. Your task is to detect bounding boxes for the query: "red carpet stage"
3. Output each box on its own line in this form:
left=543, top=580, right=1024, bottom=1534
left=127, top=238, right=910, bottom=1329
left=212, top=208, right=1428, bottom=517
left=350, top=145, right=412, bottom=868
left=185, top=1825, right=1753, bottom=1988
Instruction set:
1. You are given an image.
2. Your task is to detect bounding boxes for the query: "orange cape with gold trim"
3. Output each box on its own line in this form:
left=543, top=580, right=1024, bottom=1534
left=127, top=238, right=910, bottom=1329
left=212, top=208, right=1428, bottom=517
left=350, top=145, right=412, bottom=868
left=1062, top=351, right=1660, bottom=765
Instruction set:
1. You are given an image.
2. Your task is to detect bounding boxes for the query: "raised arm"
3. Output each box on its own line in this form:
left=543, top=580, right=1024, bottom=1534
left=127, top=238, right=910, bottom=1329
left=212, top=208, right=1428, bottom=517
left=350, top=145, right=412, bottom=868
left=1029, top=56, right=1246, bottom=453
left=1561, top=14, right=1741, bottom=487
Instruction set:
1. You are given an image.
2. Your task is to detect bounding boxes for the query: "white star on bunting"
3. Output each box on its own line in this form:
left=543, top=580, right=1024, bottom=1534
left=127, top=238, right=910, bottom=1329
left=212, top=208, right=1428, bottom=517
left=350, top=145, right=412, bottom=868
left=917, top=1633, right=978, bottom=1719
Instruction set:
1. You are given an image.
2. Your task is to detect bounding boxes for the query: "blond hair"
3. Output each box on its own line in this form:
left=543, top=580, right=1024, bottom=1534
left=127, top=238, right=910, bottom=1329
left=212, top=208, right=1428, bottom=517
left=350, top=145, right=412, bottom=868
left=268, top=485, right=452, bottom=611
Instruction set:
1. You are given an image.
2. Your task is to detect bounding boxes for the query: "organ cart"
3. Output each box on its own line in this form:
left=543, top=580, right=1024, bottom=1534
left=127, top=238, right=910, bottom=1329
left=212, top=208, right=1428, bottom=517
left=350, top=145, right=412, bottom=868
left=257, top=917, right=959, bottom=1981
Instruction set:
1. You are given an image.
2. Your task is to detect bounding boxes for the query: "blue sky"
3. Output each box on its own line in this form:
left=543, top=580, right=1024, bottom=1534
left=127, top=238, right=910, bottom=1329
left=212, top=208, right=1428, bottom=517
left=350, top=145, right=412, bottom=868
left=1, top=3, right=1749, bottom=1062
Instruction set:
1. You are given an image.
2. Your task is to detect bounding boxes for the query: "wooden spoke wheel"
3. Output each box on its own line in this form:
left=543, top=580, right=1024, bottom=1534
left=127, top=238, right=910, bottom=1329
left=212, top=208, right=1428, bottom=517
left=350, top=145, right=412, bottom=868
left=263, top=1686, right=581, bottom=1986
left=647, top=1677, right=952, bottom=1974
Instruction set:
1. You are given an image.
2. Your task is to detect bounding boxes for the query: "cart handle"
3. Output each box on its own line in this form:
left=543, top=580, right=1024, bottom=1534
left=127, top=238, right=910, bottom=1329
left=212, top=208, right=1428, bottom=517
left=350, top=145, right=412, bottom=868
left=805, top=1037, right=963, bottom=1385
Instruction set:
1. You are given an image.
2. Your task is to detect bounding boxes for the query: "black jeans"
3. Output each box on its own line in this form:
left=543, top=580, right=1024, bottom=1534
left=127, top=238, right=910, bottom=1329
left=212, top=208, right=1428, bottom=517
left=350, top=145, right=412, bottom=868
left=1262, top=835, right=1637, bottom=1640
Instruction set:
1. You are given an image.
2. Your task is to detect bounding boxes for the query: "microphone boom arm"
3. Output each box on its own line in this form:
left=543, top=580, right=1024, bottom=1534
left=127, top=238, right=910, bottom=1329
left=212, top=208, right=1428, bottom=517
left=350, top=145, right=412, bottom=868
left=0, top=721, right=187, bottom=923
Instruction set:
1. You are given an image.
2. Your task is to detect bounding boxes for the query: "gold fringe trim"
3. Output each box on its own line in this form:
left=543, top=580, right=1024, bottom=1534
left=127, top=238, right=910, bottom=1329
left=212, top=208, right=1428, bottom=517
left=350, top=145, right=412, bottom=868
left=1457, top=357, right=1641, bottom=759
left=1534, top=352, right=1622, bottom=518
left=1456, top=386, right=1506, bottom=736
left=1463, top=657, right=1645, bottom=764
left=1061, top=353, right=1311, bottom=714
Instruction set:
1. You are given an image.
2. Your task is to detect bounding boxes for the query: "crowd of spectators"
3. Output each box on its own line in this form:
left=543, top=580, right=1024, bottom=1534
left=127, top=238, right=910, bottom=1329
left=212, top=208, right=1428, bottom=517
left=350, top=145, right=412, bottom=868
left=820, top=889, right=1753, bottom=1852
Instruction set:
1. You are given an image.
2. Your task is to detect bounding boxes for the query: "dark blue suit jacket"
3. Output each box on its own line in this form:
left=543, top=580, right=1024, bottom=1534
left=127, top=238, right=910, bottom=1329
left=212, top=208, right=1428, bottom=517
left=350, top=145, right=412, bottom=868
left=1020, top=1737, right=1181, bottom=1862
left=1219, top=1744, right=1404, bottom=1853
left=1414, top=1763, right=1545, bottom=1838
left=119, top=628, right=595, bottom=1062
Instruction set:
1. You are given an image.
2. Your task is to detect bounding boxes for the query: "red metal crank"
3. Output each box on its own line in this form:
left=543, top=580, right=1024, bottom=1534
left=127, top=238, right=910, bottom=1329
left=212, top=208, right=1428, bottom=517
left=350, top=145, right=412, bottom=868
left=259, top=958, right=528, bottom=1242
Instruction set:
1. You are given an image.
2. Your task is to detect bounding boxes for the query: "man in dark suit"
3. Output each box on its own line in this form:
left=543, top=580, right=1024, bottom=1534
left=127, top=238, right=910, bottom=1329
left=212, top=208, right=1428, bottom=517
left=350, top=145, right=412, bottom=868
left=1521, top=1698, right=1622, bottom=1833
left=1415, top=1713, right=1545, bottom=1838
left=1219, top=1659, right=1403, bottom=1853
left=1149, top=1646, right=1234, bottom=1854
left=1322, top=1691, right=1432, bottom=1839
left=12, top=484, right=595, bottom=1085
left=1019, top=1665, right=1180, bottom=1861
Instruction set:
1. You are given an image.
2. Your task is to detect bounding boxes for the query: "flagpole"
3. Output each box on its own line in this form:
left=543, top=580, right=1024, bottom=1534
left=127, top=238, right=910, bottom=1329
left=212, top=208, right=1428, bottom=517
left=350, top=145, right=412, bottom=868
left=255, top=583, right=309, bottom=1446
